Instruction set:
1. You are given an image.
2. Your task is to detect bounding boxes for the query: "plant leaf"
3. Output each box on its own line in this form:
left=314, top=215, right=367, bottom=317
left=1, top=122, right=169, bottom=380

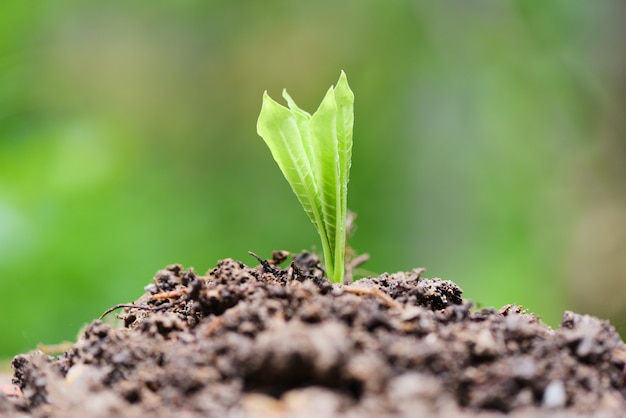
left=309, top=86, right=339, bottom=279
left=256, top=92, right=328, bottom=258
left=332, top=71, right=354, bottom=282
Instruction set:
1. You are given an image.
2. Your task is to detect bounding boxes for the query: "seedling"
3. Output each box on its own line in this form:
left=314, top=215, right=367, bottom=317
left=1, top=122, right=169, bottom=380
left=257, top=71, right=354, bottom=283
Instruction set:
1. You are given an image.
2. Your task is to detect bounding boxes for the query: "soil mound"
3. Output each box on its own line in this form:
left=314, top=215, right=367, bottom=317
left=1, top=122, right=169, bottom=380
left=3, top=253, right=626, bottom=417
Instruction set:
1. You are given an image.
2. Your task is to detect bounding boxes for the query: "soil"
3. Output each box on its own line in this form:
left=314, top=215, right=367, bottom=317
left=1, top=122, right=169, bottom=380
left=1, top=251, right=625, bottom=417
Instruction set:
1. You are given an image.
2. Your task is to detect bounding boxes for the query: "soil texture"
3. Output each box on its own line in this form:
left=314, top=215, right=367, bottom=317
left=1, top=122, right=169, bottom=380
left=2, top=252, right=626, bottom=417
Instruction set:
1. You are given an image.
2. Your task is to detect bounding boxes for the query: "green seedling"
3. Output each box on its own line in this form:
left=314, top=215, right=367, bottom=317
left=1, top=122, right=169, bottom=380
left=257, top=71, right=354, bottom=283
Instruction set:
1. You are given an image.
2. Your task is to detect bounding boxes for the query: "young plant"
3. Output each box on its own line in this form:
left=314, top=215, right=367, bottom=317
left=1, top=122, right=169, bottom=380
left=256, top=71, right=354, bottom=284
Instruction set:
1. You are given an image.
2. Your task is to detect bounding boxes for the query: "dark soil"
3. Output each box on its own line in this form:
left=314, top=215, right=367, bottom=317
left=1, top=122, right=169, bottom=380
left=2, top=252, right=625, bottom=417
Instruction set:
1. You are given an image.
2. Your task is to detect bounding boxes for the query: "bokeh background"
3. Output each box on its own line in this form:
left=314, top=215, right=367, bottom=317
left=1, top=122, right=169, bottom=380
left=1, top=0, right=625, bottom=358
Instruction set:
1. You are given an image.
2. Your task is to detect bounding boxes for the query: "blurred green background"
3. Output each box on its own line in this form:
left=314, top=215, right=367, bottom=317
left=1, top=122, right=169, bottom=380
left=1, top=0, right=625, bottom=358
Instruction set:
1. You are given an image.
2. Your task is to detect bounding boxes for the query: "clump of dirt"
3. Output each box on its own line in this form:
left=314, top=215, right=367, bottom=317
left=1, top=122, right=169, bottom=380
left=3, top=252, right=626, bottom=417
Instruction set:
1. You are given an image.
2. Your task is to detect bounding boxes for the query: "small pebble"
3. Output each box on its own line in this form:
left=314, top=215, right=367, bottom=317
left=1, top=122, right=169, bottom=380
left=474, top=329, right=497, bottom=357
left=542, top=380, right=566, bottom=408
left=0, top=383, right=22, bottom=398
